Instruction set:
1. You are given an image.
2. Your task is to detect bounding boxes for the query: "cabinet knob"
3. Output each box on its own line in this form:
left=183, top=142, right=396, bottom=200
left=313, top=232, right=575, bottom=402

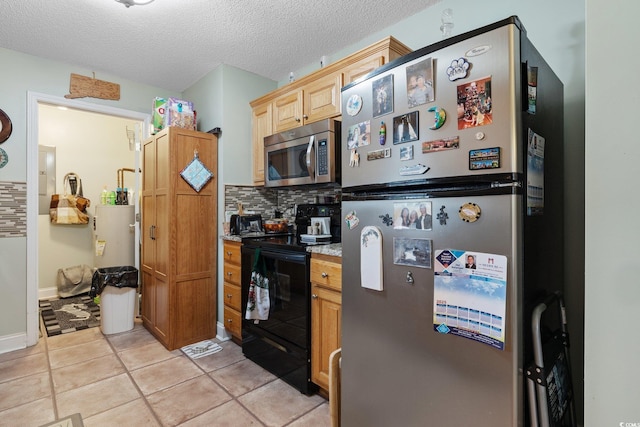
left=227, top=272, right=233, bottom=276
left=226, top=251, right=232, bottom=256
left=312, top=294, right=318, bottom=299
left=303, top=114, right=309, bottom=120
left=227, top=319, right=233, bottom=323
left=226, top=294, right=233, bottom=299
left=321, top=272, right=328, bottom=278
left=295, top=117, right=301, bottom=122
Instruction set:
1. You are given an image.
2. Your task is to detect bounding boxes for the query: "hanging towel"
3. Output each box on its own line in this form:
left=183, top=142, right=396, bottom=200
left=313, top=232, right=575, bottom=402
left=245, top=248, right=270, bottom=323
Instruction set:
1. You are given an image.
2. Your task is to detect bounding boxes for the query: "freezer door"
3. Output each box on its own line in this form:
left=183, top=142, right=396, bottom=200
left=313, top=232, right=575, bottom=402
left=341, top=23, right=522, bottom=188
left=340, top=194, right=523, bottom=426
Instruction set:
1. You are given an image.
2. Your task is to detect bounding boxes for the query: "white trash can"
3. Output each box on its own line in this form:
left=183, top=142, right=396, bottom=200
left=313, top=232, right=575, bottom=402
left=100, top=286, right=136, bottom=334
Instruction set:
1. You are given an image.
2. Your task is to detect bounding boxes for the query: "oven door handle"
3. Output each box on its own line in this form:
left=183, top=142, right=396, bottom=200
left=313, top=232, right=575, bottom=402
left=305, top=135, right=315, bottom=179
left=243, top=246, right=308, bottom=264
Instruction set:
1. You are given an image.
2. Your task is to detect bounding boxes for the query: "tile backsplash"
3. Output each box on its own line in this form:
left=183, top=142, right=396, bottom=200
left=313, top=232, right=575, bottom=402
left=0, top=181, right=27, bottom=238
left=224, top=185, right=341, bottom=221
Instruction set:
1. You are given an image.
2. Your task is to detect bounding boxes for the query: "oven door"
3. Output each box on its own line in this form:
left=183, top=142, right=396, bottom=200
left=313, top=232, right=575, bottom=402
left=240, top=244, right=316, bottom=394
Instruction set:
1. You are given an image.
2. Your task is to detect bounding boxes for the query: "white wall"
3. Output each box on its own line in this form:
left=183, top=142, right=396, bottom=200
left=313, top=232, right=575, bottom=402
left=584, top=0, right=640, bottom=424
left=37, top=105, right=138, bottom=293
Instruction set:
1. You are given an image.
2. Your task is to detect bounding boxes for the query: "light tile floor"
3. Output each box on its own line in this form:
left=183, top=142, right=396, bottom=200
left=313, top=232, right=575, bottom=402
left=0, top=320, right=330, bottom=426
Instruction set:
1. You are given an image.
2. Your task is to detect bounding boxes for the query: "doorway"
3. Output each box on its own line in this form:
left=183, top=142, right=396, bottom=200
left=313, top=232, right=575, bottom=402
left=26, top=92, right=150, bottom=346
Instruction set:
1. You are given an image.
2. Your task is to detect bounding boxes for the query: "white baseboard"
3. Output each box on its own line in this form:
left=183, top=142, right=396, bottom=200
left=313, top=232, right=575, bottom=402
left=216, top=321, right=232, bottom=342
left=39, top=286, right=58, bottom=300
left=0, top=332, right=29, bottom=355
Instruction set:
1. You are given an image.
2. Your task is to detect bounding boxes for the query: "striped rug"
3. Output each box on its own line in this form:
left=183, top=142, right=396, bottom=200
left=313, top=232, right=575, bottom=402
left=39, top=295, right=100, bottom=337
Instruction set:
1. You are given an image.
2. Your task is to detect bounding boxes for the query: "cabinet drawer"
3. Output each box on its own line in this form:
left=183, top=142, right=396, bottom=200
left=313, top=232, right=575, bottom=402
left=223, top=283, right=242, bottom=311
left=223, top=306, right=242, bottom=338
left=223, top=263, right=242, bottom=286
left=223, top=241, right=242, bottom=264
left=311, top=257, right=342, bottom=291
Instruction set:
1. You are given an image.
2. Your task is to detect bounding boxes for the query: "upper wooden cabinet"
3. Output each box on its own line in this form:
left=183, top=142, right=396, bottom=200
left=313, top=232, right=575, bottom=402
left=251, top=36, right=411, bottom=185
left=251, top=103, right=271, bottom=187
left=273, top=72, right=343, bottom=133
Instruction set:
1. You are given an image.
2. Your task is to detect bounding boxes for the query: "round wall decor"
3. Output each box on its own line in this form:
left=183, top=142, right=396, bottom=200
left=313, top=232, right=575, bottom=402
left=0, top=147, right=8, bottom=168
left=0, top=108, right=12, bottom=144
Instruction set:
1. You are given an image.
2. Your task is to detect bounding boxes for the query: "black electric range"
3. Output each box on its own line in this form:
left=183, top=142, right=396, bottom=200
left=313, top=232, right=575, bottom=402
left=239, top=203, right=340, bottom=395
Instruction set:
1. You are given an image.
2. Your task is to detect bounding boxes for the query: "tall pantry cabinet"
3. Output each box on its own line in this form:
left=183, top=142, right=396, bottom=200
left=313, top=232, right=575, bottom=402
left=141, top=127, right=218, bottom=350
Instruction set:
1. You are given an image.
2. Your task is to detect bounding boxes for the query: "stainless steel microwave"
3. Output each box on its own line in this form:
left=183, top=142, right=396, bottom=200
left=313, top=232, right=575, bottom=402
left=264, top=119, right=341, bottom=187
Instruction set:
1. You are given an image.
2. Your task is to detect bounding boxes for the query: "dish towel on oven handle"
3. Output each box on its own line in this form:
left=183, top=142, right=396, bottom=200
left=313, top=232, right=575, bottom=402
left=245, top=248, right=270, bottom=323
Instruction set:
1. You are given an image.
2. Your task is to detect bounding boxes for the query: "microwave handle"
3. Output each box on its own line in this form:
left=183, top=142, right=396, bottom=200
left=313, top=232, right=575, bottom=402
left=305, top=135, right=315, bottom=179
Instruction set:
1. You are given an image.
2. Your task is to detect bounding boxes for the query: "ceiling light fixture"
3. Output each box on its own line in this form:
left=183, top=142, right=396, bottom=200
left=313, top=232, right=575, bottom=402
left=115, top=0, right=154, bottom=7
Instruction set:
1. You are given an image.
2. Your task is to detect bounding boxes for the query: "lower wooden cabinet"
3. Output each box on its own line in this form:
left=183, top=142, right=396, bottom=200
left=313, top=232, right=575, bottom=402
left=311, top=253, right=342, bottom=392
left=222, top=240, right=243, bottom=342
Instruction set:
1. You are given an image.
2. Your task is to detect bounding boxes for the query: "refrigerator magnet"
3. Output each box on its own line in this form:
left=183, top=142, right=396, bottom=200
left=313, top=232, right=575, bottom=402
left=457, top=76, right=493, bottom=130
left=366, top=148, right=391, bottom=161
left=422, top=136, right=459, bottom=154
left=446, top=58, right=470, bottom=81
left=399, top=145, right=414, bottom=161
left=379, top=121, right=387, bottom=145
left=393, top=237, right=433, bottom=269
left=345, top=211, right=359, bottom=230
left=392, top=112, right=419, bottom=144
left=345, top=94, right=362, bottom=116
left=379, top=213, right=393, bottom=227
left=406, top=57, right=435, bottom=107
left=469, top=147, right=500, bottom=170
left=427, top=106, right=446, bottom=130
left=372, top=75, right=393, bottom=118
left=348, top=149, right=360, bottom=167
left=437, top=205, right=449, bottom=225
left=459, top=202, right=481, bottom=223
left=361, top=226, right=383, bottom=291
left=347, top=120, right=370, bottom=149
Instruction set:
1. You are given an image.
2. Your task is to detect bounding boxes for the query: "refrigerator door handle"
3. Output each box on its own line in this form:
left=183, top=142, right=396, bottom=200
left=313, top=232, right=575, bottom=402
left=305, top=135, right=315, bottom=179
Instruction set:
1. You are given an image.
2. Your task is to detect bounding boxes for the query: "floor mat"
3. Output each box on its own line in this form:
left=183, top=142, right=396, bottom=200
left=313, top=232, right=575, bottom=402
left=39, top=295, right=100, bottom=337
left=181, top=340, right=223, bottom=359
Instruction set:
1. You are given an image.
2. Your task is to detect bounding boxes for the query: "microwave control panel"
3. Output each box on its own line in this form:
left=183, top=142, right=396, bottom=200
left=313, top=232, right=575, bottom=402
left=318, top=139, right=328, bottom=175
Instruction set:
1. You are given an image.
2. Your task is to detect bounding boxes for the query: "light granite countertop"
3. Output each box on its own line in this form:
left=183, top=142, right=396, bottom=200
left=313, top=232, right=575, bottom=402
left=220, top=234, right=342, bottom=257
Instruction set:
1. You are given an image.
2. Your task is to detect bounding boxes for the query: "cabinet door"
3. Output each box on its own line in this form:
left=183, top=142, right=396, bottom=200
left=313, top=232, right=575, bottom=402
left=304, top=72, right=343, bottom=124
left=223, top=241, right=242, bottom=264
left=273, top=91, right=303, bottom=132
left=342, top=55, right=385, bottom=85
left=311, top=284, right=342, bottom=391
left=252, top=103, right=272, bottom=186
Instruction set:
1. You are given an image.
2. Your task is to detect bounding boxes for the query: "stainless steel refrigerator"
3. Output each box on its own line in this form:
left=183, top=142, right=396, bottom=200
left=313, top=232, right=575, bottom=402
left=340, top=17, right=569, bottom=426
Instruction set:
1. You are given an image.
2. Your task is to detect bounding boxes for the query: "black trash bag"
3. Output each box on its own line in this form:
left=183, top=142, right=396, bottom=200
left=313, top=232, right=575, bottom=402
left=89, top=266, right=138, bottom=297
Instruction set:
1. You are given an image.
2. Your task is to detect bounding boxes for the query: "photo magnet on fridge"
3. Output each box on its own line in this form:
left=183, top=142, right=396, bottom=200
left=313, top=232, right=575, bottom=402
left=392, top=111, right=419, bottom=144
left=372, top=74, right=393, bottom=118
left=406, top=58, right=434, bottom=107
left=457, top=76, right=493, bottom=130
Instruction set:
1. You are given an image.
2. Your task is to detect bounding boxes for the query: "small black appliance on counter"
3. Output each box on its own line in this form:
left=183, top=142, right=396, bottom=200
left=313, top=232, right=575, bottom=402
left=229, top=214, right=263, bottom=235
left=294, top=203, right=341, bottom=244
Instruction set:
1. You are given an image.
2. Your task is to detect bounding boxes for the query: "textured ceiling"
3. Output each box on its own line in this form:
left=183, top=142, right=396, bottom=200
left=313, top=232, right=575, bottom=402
left=0, top=0, right=440, bottom=92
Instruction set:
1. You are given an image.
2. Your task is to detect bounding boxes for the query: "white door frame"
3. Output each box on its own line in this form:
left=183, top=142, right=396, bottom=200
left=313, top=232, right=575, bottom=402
left=26, top=92, right=150, bottom=346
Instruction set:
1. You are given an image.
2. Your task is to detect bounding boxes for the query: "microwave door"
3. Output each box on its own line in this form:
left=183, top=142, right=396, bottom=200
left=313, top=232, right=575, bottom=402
left=265, top=137, right=312, bottom=187
left=305, top=135, right=315, bottom=181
